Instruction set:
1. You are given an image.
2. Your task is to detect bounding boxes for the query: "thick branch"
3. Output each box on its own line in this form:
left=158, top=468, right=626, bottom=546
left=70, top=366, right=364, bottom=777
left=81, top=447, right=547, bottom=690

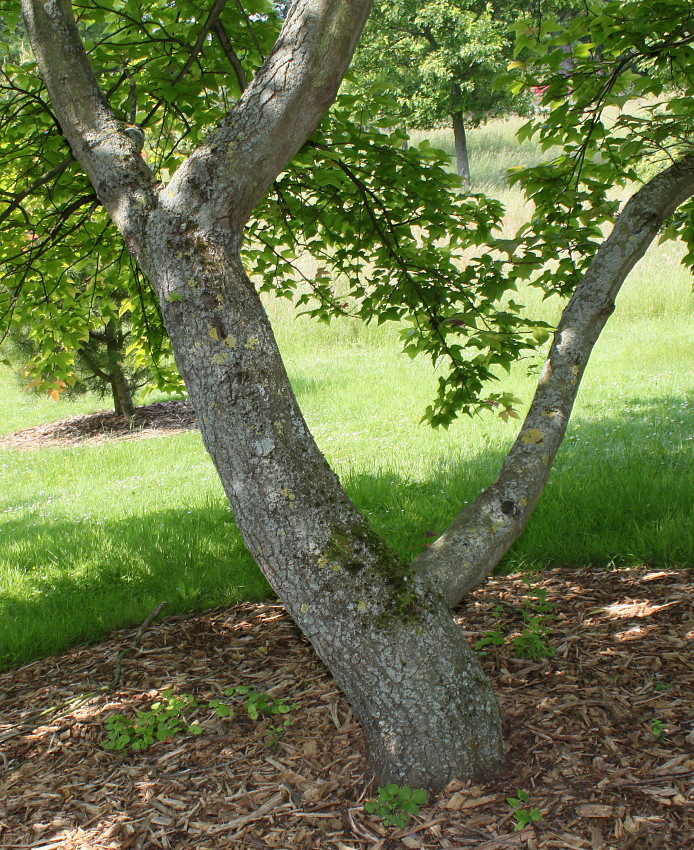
left=20, top=0, right=157, bottom=236
left=162, top=0, right=373, bottom=232
left=413, top=155, right=694, bottom=607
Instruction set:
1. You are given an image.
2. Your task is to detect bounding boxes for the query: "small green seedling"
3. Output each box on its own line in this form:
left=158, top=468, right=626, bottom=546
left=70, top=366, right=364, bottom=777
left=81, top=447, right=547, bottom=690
left=103, top=685, right=298, bottom=754
left=102, top=690, right=202, bottom=752
left=507, top=790, right=542, bottom=831
left=523, top=582, right=554, bottom=615
left=512, top=582, right=556, bottom=659
left=475, top=605, right=507, bottom=652
left=475, top=626, right=506, bottom=652
left=364, top=784, right=428, bottom=829
left=266, top=719, right=294, bottom=750
left=208, top=698, right=235, bottom=718
left=650, top=718, right=668, bottom=742
left=225, top=686, right=297, bottom=720
left=654, top=680, right=671, bottom=693
left=510, top=616, right=556, bottom=660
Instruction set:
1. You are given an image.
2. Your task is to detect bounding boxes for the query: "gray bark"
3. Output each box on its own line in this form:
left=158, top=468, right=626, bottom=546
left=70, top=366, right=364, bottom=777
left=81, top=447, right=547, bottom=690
left=451, top=82, right=470, bottom=184
left=142, top=224, right=504, bottom=788
left=20, top=0, right=694, bottom=790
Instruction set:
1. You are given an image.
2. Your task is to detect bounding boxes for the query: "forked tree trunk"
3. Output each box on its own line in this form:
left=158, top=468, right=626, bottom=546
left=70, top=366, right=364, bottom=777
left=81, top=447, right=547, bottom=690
left=21, top=0, right=694, bottom=792
left=139, top=223, right=504, bottom=788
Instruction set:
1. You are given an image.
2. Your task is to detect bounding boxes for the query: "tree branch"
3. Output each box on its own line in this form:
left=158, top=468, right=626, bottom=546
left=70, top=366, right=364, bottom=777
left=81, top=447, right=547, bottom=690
left=140, top=0, right=231, bottom=129
left=0, top=154, right=74, bottom=227
left=163, top=0, right=374, bottom=232
left=20, top=0, right=158, bottom=238
left=413, top=154, right=694, bottom=607
left=213, top=20, right=248, bottom=92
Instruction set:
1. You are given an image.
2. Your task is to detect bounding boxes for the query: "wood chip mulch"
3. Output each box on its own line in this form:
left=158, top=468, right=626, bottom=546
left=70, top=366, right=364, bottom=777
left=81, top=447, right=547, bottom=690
left=0, top=401, right=198, bottom=450
left=1, top=568, right=692, bottom=850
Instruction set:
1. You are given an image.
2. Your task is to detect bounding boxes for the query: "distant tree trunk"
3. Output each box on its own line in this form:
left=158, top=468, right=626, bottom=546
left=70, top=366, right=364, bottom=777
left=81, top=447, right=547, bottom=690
left=104, top=321, right=135, bottom=417
left=109, top=365, right=135, bottom=417
left=450, top=81, right=470, bottom=184
left=451, top=110, right=470, bottom=184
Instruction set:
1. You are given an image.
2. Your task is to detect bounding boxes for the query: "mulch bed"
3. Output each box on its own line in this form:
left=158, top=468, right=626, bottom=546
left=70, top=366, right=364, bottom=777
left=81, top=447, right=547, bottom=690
left=1, top=568, right=692, bottom=849
left=0, top=401, right=198, bottom=450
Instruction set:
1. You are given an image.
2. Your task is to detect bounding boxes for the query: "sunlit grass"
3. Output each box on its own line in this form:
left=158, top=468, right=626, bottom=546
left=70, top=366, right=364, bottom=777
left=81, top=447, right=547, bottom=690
left=1, top=115, right=692, bottom=671
left=410, top=117, right=547, bottom=191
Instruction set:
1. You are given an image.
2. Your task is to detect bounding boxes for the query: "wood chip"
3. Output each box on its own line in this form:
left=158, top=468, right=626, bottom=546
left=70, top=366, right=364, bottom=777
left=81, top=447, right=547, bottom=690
left=576, top=804, right=614, bottom=819
left=1, top=568, right=692, bottom=849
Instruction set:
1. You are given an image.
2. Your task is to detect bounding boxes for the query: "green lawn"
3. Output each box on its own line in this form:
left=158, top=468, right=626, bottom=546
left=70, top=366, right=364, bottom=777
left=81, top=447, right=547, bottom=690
left=1, top=119, right=692, bottom=671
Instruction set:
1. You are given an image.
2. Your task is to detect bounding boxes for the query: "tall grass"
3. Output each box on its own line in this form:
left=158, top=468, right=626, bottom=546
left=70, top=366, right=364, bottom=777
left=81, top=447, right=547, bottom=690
left=1, top=117, right=692, bottom=671
left=410, top=117, right=546, bottom=191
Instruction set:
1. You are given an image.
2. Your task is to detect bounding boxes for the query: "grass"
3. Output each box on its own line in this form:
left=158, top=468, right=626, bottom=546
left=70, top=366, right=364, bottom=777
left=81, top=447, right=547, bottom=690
left=1, top=118, right=692, bottom=671
left=410, top=116, right=549, bottom=191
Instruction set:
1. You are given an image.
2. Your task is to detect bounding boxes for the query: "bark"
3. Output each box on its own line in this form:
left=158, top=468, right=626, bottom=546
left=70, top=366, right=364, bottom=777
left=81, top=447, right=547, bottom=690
left=413, top=154, right=694, bottom=606
left=109, top=369, right=135, bottom=418
left=451, top=81, right=470, bottom=184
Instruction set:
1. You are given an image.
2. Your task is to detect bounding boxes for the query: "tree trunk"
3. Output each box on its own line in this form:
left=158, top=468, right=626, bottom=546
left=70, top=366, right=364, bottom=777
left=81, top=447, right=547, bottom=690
left=22, top=0, right=694, bottom=792
left=139, top=219, right=504, bottom=789
left=451, top=110, right=470, bottom=185
left=450, top=81, right=470, bottom=185
left=104, top=321, right=135, bottom=417
left=109, top=366, right=135, bottom=417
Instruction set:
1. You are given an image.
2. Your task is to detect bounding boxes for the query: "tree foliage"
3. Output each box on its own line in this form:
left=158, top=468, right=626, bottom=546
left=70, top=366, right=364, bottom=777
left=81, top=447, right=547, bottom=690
left=1, top=0, right=552, bottom=426
left=501, top=0, right=694, bottom=292
left=2, top=0, right=692, bottom=423
left=353, top=0, right=520, bottom=130
left=0, top=0, right=280, bottom=404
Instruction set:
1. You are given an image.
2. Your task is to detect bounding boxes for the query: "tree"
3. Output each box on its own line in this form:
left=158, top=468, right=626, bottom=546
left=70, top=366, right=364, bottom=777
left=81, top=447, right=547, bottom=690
left=3, top=284, right=161, bottom=416
left=352, top=0, right=525, bottom=183
left=13, top=0, right=694, bottom=790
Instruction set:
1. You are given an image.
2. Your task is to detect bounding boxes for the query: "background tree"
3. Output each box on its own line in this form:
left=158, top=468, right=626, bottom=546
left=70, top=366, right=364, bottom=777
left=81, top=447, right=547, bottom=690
left=11, top=0, right=694, bottom=790
left=0, top=0, right=279, bottom=409
left=2, top=267, right=166, bottom=416
left=352, top=0, right=531, bottom=182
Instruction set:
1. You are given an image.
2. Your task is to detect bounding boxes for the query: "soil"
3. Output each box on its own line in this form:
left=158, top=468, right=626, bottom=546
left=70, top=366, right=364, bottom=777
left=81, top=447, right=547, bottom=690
left=1, top=569, right=692, bottom=850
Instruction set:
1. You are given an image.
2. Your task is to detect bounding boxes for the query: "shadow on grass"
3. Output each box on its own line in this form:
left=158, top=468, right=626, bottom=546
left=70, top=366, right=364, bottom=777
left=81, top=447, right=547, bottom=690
left=1, top=394, right=691, bottom=671
left=0, top=505, right=273, bottom=672
left=345, top=393, right=693, bottom=570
